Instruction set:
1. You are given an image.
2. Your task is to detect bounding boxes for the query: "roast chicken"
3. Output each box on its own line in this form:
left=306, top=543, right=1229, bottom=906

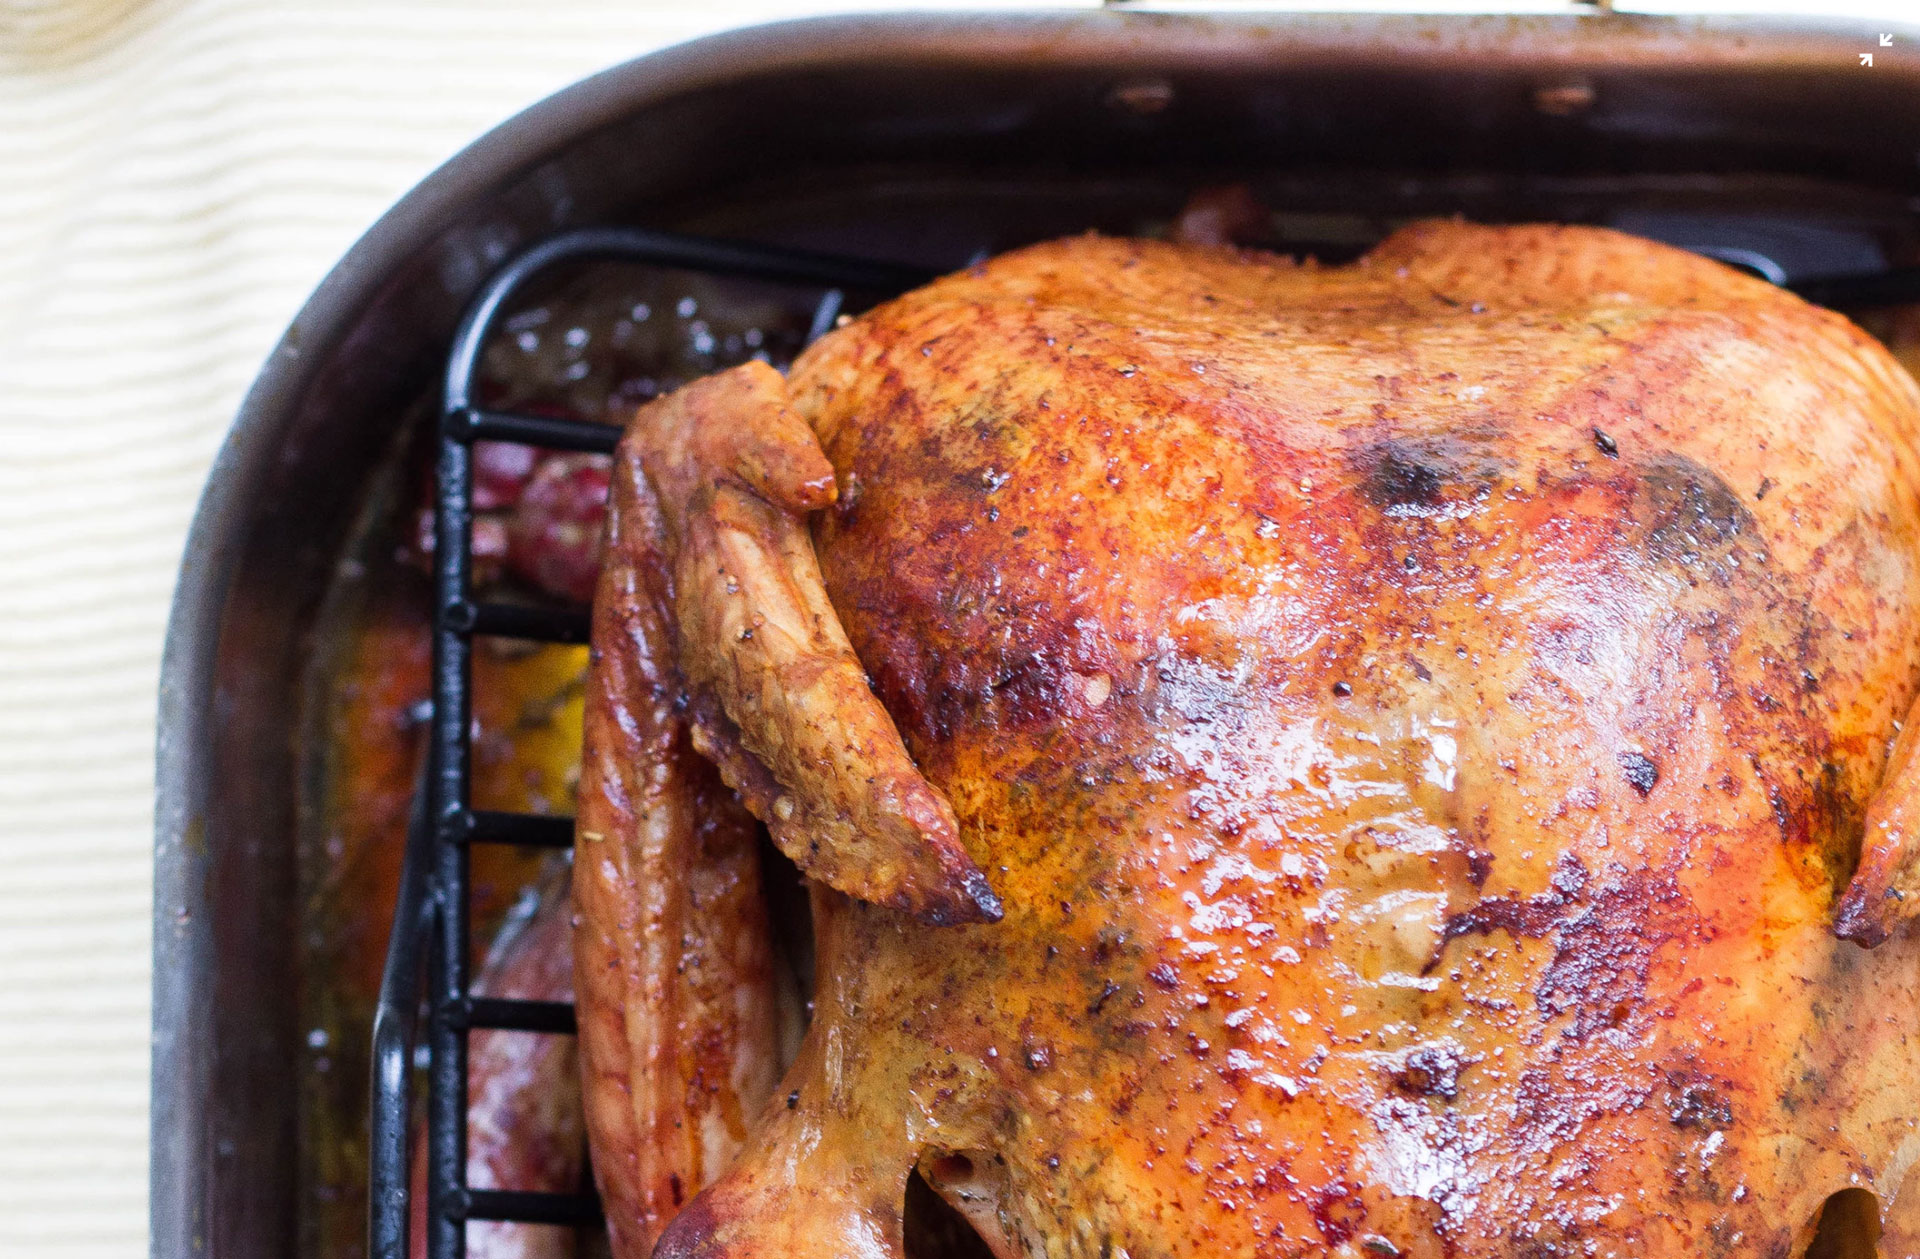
left=569, top=222, right=1920, bottom=1259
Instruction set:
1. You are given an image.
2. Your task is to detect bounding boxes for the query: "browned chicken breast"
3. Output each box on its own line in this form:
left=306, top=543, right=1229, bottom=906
left=576, top=222, right=1920, bottom=1259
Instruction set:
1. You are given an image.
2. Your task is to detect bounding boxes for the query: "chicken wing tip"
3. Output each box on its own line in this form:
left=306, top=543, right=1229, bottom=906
left=915, top=867, right=1003, bottom=927
left=1832, top=884, right=1899, bottom=949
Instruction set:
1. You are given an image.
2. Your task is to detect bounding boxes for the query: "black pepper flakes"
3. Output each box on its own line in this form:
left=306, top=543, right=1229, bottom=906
left=1089, top=979, right=1122, bottom=1015
left=1593, top=428, right=1619, bottom=458
left=1666, top=1078, right=1733, bottom=1130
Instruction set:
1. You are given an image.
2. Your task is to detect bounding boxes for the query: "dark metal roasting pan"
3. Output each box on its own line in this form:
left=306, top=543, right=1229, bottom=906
left=153, top=11, right=1920, bottom=1259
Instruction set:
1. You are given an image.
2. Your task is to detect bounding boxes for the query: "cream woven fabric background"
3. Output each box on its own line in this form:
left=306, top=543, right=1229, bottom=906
left=0, top=0, right=1907, bottom=1253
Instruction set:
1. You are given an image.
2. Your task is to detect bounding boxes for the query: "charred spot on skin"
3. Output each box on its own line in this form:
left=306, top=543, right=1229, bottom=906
left=1540, top=867, right=1709, bottom=1039
left=1808, top=764, right=1862, bottom=890
left=1089, top=979, right=1123, bottom=1015
left=1636, top=453, right=1759, bottom=578
left=1444, top=854, right=1709, bottom=1036
left=1354, top=434, right=1507, bottom=523
left=917, top=870, right=1004, bottom=927
left=1362, top=443, right=1445, bottom=515
left=1445, top=861, right=1583, bottom=940
left=965, top=871, right=1006, bottom=922
left=1618, top=751, right=1660, bottom=797
left=1665, top=1071, right=1734, bottom=1130
left=1835, top=887, right=1897, bottom=948
left=1392, top=1045, right=1467, bottom=1101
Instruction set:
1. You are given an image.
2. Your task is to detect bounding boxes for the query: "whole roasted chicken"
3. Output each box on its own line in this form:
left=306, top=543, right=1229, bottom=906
left=570, top=222, right=1920, bottom=1259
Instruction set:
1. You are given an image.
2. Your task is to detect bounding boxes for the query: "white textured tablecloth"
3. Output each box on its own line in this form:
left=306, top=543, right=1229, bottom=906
left=0, top=0, right=1908, bottom=1253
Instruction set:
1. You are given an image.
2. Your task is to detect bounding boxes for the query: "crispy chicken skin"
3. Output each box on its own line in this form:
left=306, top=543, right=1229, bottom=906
left=585, top=223, right=1920, bottom=1259
left=573, top=431, right=803, bottom=1257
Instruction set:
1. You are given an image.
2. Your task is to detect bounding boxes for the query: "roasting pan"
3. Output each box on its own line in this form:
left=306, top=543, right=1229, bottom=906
left=152, top=10, right=1920, bottom=1259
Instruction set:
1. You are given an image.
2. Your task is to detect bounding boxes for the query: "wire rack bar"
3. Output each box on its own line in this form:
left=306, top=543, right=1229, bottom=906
left=461, top=998, right=579, bottom=1035
left=462, top=1189, right=608, bottom=1226
left=369, top=777, right=434, bottom=1258
left=452, top=409, right=622, bottom=454
left=458, top=810, right=578, bottom=850
left=447, top=600, right=592, bottom=645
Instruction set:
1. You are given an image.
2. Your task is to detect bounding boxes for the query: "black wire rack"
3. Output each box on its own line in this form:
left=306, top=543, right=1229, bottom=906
left=368, top=223, right=1918, bottom=1259
left=369, top=226, right=932, bottom=1259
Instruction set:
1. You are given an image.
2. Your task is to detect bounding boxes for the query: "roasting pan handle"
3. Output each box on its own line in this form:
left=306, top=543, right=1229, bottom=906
left=370, top=771, right=436, bottom=1259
